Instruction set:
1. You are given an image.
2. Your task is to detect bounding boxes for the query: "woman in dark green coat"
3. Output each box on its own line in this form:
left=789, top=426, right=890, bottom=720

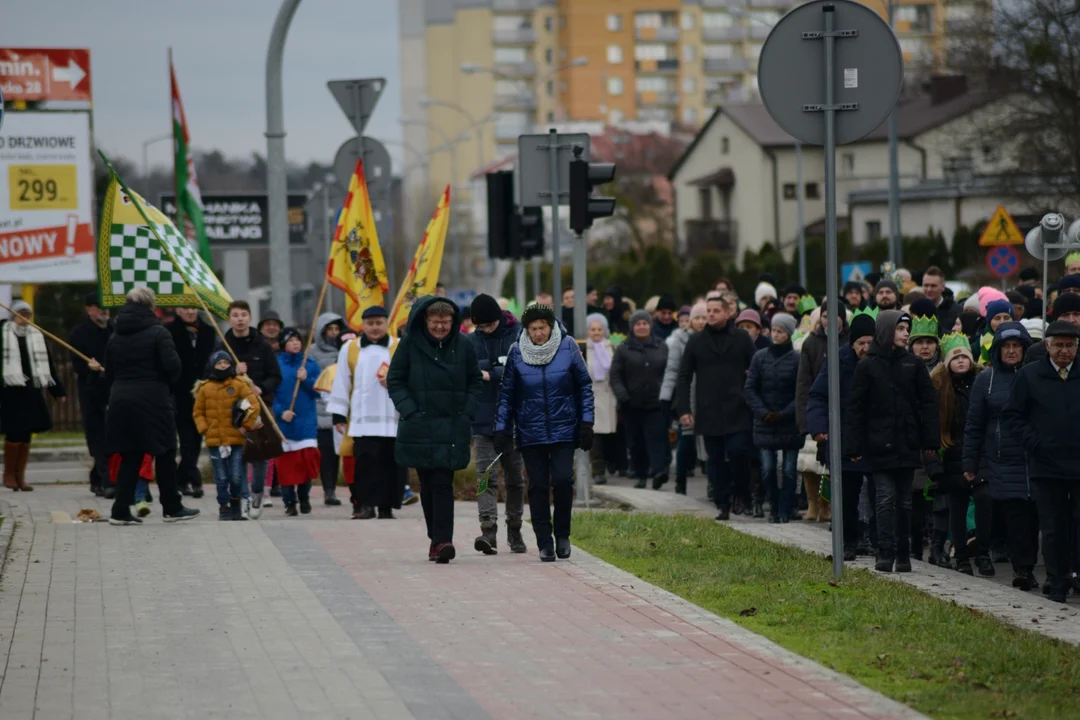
left=387, top=296, right=482, bottom=564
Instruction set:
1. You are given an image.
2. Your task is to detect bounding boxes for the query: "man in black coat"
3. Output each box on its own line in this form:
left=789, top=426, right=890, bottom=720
left=68, top=292, right=113, bottom=497
left=921, top=266, right=960, bottom=338
left=1025, top=292, right=1080, bottom=366
left=1003, top=321, right=1080, bottom=603
left=167, top=307, right=217, bottom=497
left=676, top=294, right=757, bottom=521
left=843, top=310, right=939, bottom=573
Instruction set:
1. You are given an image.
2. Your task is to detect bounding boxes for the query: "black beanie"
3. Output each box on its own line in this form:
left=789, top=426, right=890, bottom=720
left=782, top=283, right=806, bottom=298
left=470, top=294, right=502, bottom=325
left=908, top=297, right=937, bottom=318
left=874, top=279, right=899, bottom=296
left=656, top=293, right=678, bottom=312
left=849, top=313, right=876, bottom=346
left=1052, top=292, right=1080, bottom=317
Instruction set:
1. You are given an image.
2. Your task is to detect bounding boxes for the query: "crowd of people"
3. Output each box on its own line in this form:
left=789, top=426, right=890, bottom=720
left=2, top=255, right=1079, bottom=593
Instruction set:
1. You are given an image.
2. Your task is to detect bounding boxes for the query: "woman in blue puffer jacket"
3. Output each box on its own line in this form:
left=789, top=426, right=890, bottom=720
left=494, top=304, right=594, bottom=563
left=961, top=321, right=1038, bottom=591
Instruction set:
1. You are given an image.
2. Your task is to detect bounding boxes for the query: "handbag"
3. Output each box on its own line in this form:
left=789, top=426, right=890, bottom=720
left=242, top=405, right=283, bottom=463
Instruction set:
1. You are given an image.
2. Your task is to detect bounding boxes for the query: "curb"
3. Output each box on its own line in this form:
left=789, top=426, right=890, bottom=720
left=0, top=497, right=16, bottom=582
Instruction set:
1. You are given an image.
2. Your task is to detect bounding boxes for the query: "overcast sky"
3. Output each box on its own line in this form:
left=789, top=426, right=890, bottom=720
left=2, top=0, right=402, bottom=171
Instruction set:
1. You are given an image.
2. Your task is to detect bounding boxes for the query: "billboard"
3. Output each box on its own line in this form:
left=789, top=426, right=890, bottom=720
left=0, top=48, right=92, bottom=104
left=160, top=192, right=309, bottom=247
left=0, top=111, right=95, bottom=282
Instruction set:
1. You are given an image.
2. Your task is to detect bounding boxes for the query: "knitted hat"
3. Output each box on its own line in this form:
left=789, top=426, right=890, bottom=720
left=470, top=294, right=502, bottom=325
left=849, top=310, right=877, bottom=345
left=941, top=332, right=974, bottom=365
left=977, top=287, right=1009, bottom=317
left=735, top=309, right=762, bottom=328
left=656, top=294, right=678, bottom=312
left=782, top=283, right=806, bottom=298
left=908, top=297, right=936, bottom=319
left=1014, top=284, right=1036, bottom=301
left=677, top=305, right=692, bottom=318
left=770, top=312, right=797, bottom=338
left=1058, top=274, right=1080, bottom=292
left=985, top=298, right=1015, bottom=321
left=1053, top=291, right=1080, bottom=316
left=10, top=300, right=32, bottom=317
left=279, top=326, right=302, bottom=348
left=754, top=282, right=777, bottom=307
left=1019, top=267, right=1039, bottom=282
left=1020, top=318, right=1045, bottom=340
left=874, top=279, right=899, bottom=296
left=521, top=303, right=556, bottom=328
left=907, top=297, right=939, bottom=340
left=629, top=309, right=652, bottom=330
left=84, top=292, right=101, bottom=307
left=585, top=312, right=609, bottom=335
left=843, top=280, right=864, bottom=295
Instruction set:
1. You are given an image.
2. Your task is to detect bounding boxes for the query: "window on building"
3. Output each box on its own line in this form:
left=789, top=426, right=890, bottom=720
left=546, top=80, right=554, bottom=97
left=682, top=11, right=695, bottom=30
left=607, top=14, right=622, bottom=31
left=544, top=15, right=553, bottom=32
left=783, top=183, right=796, bottom=200
left=634, top=43, right=672, bottom=61
left=683, top=76, right=696, bottom=94
left=636, top=76, right=669, bottom=92
left=805, top=183, right=820, bottom=199
left=494, top=15, right=531, bottom=32
left=638, top=107, right=674, bottom=121
left=866, top=220, right=882, bottom=242
left=683, top=44, right=696, bottom=62
left=896, top=4, right=934, bottom=32
left=494, top=47, right=528, bottom=64
left=721, top=136, right=730, bottom=154
left=545, top=47, right=553, bottom=64
left=842, top=152, right=855, bottom=175
left=636, top=12, right=660, bottom=29
left=495, top=79, right=522, bottom=97
left=898, top=37, right=931, bottom=58
left=547, top=111, right=555, bottom=122
left=699, top=187, right=713, bottom=219
left=560, top=48, right=567, bottom=60
left=607, top=44, right=623, bottom=63
left=682, top=107, right=698, bottom=125
left=608, top=77, right=624, bottom=96
left=703, top=11, right=733, bottom=29
left=982, top=143, right=1001, bottom=164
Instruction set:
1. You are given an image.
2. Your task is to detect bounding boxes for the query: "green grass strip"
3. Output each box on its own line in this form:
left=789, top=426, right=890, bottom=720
left=572, top=512, right=1080, bottom=720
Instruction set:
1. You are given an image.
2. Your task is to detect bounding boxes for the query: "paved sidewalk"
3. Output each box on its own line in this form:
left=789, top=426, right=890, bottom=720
left=0, top=484, right=924, bottom=719
left=590, top=474, right=1080, bottom=645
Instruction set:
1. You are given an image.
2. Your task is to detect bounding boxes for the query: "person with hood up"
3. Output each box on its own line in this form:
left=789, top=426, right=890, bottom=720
left=611, top=309, right=670, bottom=489
left=844, top=310, right=940, bottom=573
left=929, top=334, right=988, bottom=576
left=273, top=327, right=323, bottom=516
left=807, top=308, right=877, bottom=559
left=1, top=300, right=66, bottom=492
left=744, top=313, right=803, bottom=522
left=193, top=350, right=261, bottom=520
left=388, top=297, right=483, bottom=564
left=467, top=294, right=527, bottom=555
left=104, top=288, right=199, bottom=525
left=258, top=309, right=284, bottom=353
left=311, top=312, right=346, bottom=506
left=585, top=313, right=618, bottom=488
left=661, top=303, right=707, bottom=495
left=795, top=300, right=848, bottom=522
left=494, top=304, right=594, bottom=562
left=962, top=322, right=1039, bottom=590
left=651, top=294, right=679, bottom=340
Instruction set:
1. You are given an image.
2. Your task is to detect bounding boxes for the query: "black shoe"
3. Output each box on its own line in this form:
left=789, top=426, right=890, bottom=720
left=894, top=556, right=912, bottom=573
left=675, top=481, right=686, bottom=495
left=108, top=515, right=143, bottom=526
left=975, top=556, right=995, bottom=577
left=1043, top=583, right=1052, bottom=596
left=163, top=507, right=200, bottom=523
left=1023, top=571, right=1039, bottom=592
left=434, top=542, right=456, bottom=564
left=219, top=504, right=232, bottom=521
left=352, top=505, right=376, bottom=520
left=768, top=514, right=779, bottom=524
left=752, top=502, right=765, bottom=519
left=324, top=495, right=342, bottom=506
left=178, top=485, right=194, bottom=497
left=1012, top=571, right=1033, bottom=591
left=377, top=508, right=394, bottom=519
left=651, top=474, right=668, bottom=490
left=104, top=487, right=116, bottom=499
left=875, top=555, right=894, bottom=572
left=843, top=545, right=857, bottom=561
left=556, top=537, right=571, bottom=559
left=633, top=478, right=647, bottom=489
left=929, top=545, right=950, bottom=568
left=1048, top=589, right=1068, bottom=604
left=270, top=486, right=282, bottom=498
left=299, top=500, right=312, bottom=515
left=780, top=516, right=790, bottom=524
left=190, top=487, right=203, bottom=499
left=956, top=559, right=974, bottom=576
left=92, top=485, right=105, bottom=497
left=474, top=527, right=498, bottom=555
left=230, top=498, right=245, bottom=521
left=285, top=503, right=298, bottom=517
left=507, top=523, right=527, bottom=553
left=715, top=509, right=730, bottom=522
left=539, top=547, right=556, bottom=563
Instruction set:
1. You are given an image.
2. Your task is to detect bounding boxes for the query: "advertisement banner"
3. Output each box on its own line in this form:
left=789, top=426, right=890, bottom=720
left=0, top=48, right=91, bottom=104
left=0, top=111, right=95, bottom=282
left=161, top=192, right=308, bottom=247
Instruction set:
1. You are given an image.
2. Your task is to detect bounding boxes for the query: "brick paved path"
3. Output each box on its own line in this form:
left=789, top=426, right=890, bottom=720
left=0, top=485, right=922, bottom=719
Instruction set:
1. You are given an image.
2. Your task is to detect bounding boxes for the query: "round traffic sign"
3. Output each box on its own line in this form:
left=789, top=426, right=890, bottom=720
left=985, top=246, right=1019, bottom=278
left=758, top=0, right=904, bottom=146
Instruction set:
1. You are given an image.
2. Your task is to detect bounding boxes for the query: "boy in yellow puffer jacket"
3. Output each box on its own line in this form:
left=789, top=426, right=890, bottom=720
left=193, top=350, right=260, bottom=520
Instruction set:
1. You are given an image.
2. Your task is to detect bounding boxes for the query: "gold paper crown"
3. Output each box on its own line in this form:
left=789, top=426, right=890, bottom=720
left=910, top=314, right=939, bottom=339
left=941, top=332, right=972, bottom=360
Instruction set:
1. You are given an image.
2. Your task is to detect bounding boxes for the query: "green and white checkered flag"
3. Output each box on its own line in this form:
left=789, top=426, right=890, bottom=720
left=97, top=153, right=232, bottom=319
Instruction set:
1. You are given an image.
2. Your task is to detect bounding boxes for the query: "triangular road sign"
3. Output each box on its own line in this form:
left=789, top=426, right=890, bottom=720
left=327, top=78, right=385, bottom=136
left=978, top=205, right=1024, bottom=247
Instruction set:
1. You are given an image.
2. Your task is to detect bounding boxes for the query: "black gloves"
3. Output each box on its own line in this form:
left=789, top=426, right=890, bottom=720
left=493, top=430, right=512, bottom=455
left=579, top=422, right=594, bottom=451
left=763, top=411, right=782, bottom=424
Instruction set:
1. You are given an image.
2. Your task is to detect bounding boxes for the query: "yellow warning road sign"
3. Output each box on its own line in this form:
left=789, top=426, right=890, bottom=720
left=978, top=205, right=1025, bottom=246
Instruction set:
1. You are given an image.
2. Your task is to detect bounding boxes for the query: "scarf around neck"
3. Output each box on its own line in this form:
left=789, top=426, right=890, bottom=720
left=519, top=322, right=562, bottom=366
left=3, top=322, right=53, bottom=388
left=588, top=339, right=611, bottom=380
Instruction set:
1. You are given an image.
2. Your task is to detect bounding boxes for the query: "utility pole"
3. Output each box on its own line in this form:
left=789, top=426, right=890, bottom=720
left=887, top=0, right=902, bottom=268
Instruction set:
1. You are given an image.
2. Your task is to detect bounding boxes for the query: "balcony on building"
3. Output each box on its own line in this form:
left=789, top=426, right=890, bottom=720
left=704, top=56, right=749, bottom=73
left=494, top=90, right=538, bottom=110
left=635, top=26, right=680, bottom=42
left=493, top=26, right=538, bottom=44
left=685, top=219, right=737, bottom=254
left=635, top=58, right=680, bottom=74
left=494, top=59, right=537, bottom=78
left=636, top=91, right=680, bottom=107
left=703, top=26, right=748, bottom=41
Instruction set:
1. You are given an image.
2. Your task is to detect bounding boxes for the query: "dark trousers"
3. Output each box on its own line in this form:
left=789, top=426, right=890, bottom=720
left=949, top=481, right=991, bottom=561
left=520, top=442, right=576, bottom=549
left=872, top=469, right=914, bottom=558
left=317, top=428, right=339, bottom=493
left=282, top=481, right=311, bottom=505
left=418, top=468, right=455, bottom=545
left=1032, top=478, right=1080, bottom=594
left=674, top=426, right=697, bottom=492
left=1002, top=499, right=1039, bottom=573
left=174, top=396, right=203, bottom=489
left=79, top=388, right=109, bottom=489
left=350, top=437, right=398, bottom=512
left=606, top=421, right=629, bottom=473
left=623, top=408, right=668, bottom=479
left=703, top=433, right=751, bottom=511
left=112, top=450, right=181, bottom=520
left=911, top=491, right=932, bottom=556
left=841, top=471, right=866, bottom=548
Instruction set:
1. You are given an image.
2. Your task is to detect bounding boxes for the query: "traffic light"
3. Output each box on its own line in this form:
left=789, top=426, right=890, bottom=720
left=569, top=145, right=616, bottom=235
left=486, top=170, right=514, bottom=260
left=514, top=206, right=544, bottom=259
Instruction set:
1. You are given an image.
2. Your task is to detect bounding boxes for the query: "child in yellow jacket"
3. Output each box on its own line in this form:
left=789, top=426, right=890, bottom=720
left=193, top=350, right=260, bottom=521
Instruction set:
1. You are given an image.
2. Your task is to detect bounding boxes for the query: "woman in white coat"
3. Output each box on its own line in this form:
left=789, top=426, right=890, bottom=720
left=585, top=313, right=617, bottom=485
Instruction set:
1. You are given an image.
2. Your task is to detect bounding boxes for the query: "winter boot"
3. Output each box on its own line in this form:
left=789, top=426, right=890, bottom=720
left=13, top=443, right=32, bottom=491
left=3, top=441, right=19, bottom=490
left=975, top=555, right=996, bottom=577
left=299, top=499, right=312, bottom=515
left=474, top=522, right=498, bottom=555
left=352, top=504, right=375, bottom=520
left=843, top=544, right=858, bottom=561
left=955, top=558, right=974, bottom=576
left=651, top=473, right=668, bottom=490
left=230, top=498, right=245, bottom=521
left=802, top=473, right=821, bottom=521
left=752, top=501, right=765, bottom=518
left=929, top=531, right=950, bottom=568
left=218, top=504, right=232, bottom=521
left=506, top=520, right=527, bottom=553
left=377, top=508, right=394, bottom=519
left=285, top=502, right=298, bottom=517
left=875, top=551, right=895, bottom=573
left=674, top=477, right=686, bottom=495
left=324, top=487, right=342, bottom=506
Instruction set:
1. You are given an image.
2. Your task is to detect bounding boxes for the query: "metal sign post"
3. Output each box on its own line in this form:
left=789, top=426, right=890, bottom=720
left=759, top=0, right=903, bottom=579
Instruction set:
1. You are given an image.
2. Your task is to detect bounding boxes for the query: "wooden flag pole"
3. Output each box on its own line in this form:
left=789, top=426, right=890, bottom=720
left=0, top=300, right=103, bottom=370
left=286, top=276, right=330, bottom=414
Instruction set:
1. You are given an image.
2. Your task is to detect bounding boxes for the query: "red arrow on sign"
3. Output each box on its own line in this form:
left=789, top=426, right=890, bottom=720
left=0, top=48, right=91, bottom=103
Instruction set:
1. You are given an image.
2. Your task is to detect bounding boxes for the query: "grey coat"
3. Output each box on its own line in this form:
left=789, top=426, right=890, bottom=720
left=311, top=312, right=344, bottom=430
